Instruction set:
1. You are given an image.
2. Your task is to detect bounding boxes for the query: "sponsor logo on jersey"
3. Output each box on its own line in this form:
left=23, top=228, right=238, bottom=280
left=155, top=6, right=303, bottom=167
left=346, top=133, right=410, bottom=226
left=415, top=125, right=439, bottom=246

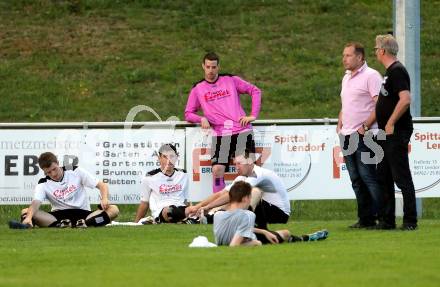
left=203, top=89, right=231, bottom=102
left=53, top=185, right=78, bottom=199
left=159, top=184, right=183, bottom=194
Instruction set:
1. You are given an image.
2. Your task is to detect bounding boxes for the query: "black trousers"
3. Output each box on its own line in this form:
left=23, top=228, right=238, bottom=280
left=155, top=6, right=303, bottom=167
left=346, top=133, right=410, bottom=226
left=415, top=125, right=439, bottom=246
left=253, top=200, right=289, bottom=230
left=377, top=130, right=417, bottom=225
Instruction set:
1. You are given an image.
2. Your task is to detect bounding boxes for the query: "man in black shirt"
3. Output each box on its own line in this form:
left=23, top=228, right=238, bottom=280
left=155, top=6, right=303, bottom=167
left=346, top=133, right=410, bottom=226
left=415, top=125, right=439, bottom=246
left=374, top=34, right=417, bottom=230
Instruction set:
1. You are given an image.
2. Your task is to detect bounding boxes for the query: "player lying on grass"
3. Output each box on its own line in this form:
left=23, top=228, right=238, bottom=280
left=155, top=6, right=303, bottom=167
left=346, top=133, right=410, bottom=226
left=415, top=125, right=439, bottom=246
left=12, top=152, right=119, bottom=228
left=213, top=181, right=328, bottom=246
left=134, top=144, right=196, bottom=224
left=188, top=149, right=290, bottom=229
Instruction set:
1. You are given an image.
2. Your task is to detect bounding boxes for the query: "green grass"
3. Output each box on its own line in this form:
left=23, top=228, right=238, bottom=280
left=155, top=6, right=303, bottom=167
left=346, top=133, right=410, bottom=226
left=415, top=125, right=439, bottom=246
left=1, top=219, right=440, bottom=287
left=2, top=201, right=440, bottom=287
left=0, top=0, right=439, bottom=122
left=3, top=198, right=440, bottom=225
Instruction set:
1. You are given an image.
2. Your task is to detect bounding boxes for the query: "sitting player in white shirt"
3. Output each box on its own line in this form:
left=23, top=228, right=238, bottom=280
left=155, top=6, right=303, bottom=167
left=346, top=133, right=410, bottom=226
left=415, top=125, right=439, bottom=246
left=134, top=144, right=191, bottom=224
left=17, top=152, right=119, bottom=228
left=188, top=149, right=291, bottom=229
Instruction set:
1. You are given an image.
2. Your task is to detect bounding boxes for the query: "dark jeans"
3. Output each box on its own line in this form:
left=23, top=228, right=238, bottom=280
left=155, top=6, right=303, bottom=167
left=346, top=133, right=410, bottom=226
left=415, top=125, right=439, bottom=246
left=377, top=130, right=417, bottom=226
left=341, top=133, right=382, bottom=225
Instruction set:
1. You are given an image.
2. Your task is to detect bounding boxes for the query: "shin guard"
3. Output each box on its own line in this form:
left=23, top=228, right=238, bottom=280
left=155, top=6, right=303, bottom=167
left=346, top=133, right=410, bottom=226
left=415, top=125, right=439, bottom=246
left=85, top=211, right=111, bottom=227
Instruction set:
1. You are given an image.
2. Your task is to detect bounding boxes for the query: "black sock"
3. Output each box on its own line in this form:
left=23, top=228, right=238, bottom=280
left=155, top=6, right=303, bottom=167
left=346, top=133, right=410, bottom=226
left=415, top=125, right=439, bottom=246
left=48, top=221, right=60, bottom=228
left=85, top=211, right=111, bottom=227
left=206, top=213, right=214, bottom=224
left=288, top=235, right=307, bottom=243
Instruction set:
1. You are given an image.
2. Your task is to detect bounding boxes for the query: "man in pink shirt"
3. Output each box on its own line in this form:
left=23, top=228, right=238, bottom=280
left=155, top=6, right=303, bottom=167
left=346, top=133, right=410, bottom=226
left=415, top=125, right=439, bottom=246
left=337, top=42, right=383, bottom=229
left=185, top=52, right=261, bottom=193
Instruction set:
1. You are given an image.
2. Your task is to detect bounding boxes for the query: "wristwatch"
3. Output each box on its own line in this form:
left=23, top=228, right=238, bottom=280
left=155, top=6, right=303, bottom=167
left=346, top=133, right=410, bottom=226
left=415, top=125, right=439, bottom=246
left=363, top=123, right=369, bottom=131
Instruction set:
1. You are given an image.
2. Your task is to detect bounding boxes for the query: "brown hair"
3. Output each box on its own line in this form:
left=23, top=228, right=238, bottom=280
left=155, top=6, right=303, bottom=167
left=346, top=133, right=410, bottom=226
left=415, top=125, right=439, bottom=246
left=203, top=52, right=219, bottom=64
left=345, top=42, right=365, bottom=61
left=38, top=152, right=58, bottom=169
left=229, top=181, right=252, bottom=203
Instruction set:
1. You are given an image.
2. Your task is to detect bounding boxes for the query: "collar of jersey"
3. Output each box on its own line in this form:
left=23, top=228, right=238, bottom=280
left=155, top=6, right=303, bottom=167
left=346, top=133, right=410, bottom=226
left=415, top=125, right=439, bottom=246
left=161, top=169, right=175, bottom=178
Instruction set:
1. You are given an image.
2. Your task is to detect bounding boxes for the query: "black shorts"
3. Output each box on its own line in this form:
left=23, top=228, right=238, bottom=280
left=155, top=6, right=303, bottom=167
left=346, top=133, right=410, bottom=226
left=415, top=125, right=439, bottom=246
left=254, top=200, right=290, bottom=229
left=49, top=209, right=92, bottom=223
left=255, top=230, right=284, bottom=245
left=211, top=130, right=256, bottom=169
left=157, top=205, right=186, bottom=223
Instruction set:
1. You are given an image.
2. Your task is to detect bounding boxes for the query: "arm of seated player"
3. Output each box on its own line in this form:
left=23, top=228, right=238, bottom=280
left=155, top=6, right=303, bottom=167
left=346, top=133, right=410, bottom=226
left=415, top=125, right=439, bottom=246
left=202, top=191, right=230, bottom=212
left=230, top=235, right=261, bottom=247
left=22, top=200, right=42, bottom=226
left=187, top=190, right=227, bottom=215
left=96, top=181, right=110, bottom=210
left=184, top=201, right=193, bottom=217
left=134, top=201, right=150, bottom=223
left=253, top=228, right=279, bottom=244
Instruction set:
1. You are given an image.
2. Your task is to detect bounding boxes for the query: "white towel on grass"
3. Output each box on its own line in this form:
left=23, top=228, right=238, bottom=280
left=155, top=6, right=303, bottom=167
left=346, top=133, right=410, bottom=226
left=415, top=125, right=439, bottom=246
left=189, top=236, right=217, bottom=248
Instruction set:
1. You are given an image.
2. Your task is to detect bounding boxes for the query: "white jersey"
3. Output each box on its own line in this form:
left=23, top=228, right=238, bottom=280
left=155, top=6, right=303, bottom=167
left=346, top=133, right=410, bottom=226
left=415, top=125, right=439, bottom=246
left=140, top=168, right=188, bottom=218
left=34, top=166, right=99, bottom=211
left=226, top=165, right=291, bottom=215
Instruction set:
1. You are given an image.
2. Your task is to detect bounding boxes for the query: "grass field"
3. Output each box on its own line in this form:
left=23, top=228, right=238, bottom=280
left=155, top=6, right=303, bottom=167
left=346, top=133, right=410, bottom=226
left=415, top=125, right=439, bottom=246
left=0, top=0, right=439, bottom=122
left=1, top=219, right=440, bottom=287
left=2, top=201, right=440, bottom=287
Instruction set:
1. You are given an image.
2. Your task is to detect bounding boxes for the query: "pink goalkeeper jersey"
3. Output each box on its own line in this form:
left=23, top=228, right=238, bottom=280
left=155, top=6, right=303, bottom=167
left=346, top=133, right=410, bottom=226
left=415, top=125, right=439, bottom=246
left=185, top=74, right=261, bottom=136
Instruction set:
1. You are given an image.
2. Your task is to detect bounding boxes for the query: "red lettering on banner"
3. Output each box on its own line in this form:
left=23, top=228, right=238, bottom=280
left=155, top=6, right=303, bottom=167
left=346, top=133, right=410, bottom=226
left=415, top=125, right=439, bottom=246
left=332, top=146, right=344, bottom=179
left=192, top=147, right=211, bottom=181
left=192, top=147, right=271, bottom=182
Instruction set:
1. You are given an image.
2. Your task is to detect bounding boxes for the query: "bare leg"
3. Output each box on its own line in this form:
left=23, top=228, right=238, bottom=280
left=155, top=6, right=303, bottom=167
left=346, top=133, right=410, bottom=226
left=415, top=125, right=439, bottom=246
left=250, top=187, right=263, bottom=211
left=86, top=205, right=119, bottom=221
left=274, top=229, right=290, bottom=242
left=22, top=208, right=57, bottom=227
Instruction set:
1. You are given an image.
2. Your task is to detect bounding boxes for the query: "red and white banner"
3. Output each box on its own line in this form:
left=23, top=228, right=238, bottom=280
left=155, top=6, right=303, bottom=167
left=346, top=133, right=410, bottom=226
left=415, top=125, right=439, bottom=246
left=186, top=124, right=440, bottom=201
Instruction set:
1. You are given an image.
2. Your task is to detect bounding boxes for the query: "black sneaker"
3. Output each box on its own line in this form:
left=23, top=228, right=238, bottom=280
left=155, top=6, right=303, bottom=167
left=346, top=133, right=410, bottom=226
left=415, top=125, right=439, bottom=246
left=349, top=221, right=376, bottom=229
left=8, top=220, right=31, bottom=229
left=375, top=221, right=396, bottom=230
left=75, top=219, right=88, bottom=228
left=400, top=223, right=417, bottom=231
left=182, top=217, right=199, bottom=224
left=59, top=219, right=72, bottom=228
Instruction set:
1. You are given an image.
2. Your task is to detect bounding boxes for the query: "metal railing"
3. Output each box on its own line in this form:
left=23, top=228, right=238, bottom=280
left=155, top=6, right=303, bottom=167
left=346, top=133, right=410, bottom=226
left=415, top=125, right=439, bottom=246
left=1, top=117, right=440, bottom=129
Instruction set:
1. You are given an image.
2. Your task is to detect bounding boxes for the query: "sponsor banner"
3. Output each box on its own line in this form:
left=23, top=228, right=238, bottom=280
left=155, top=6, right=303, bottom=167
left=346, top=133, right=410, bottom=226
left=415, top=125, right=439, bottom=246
left=1, top=123, right=440, bottom=204
left=0, top=129, right=185, bottom=204
left=410, top=125, right=440, bottom=195
left=187, top=123, right=440, bottom=200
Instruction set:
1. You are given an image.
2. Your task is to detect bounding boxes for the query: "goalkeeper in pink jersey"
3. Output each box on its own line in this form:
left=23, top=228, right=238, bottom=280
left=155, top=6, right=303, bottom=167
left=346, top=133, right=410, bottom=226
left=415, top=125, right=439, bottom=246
left=185, top=52, right=262, bottom=194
